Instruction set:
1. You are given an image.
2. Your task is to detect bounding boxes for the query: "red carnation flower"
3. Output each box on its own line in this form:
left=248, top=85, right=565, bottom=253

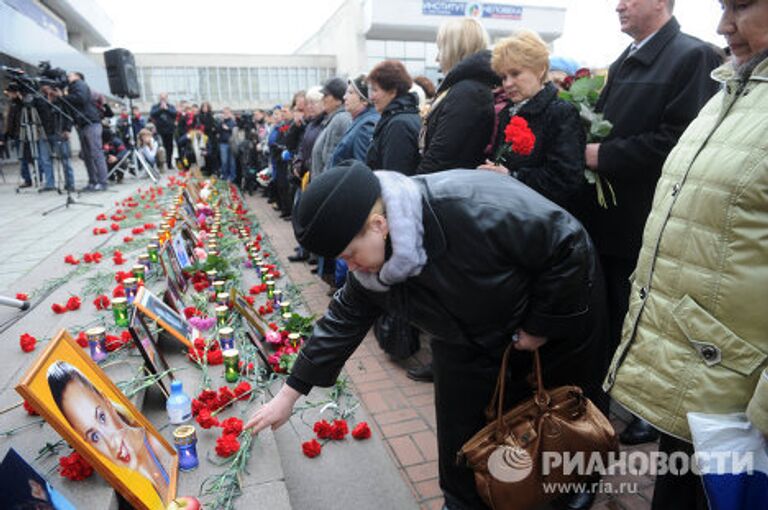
left=112, top=284, right=126, bottom=298
left=234, top=381, right=252, bottom=401
left=23, top=399, right=38, bottom=416
left=83, top=253, right=93, bottom=263
left=93, top=295, right=111, bottom=310
left=51, top=303, right=66, bottom=314
left=330, top=419, right=349, bottom=440
left=352, top=422, right=372, bottom=440
left=110, top=223, right=120, bottom=232
left=207, top=349, right=224, bottom=365
left=96, top=213, right=107, bottom=221
left=123, top=236, right=134, bottom=243
left=302, top=439, right=322, bottom=458
left=64, top=254, right=79, bottom=265
left=66, top=296, right=81, bottom=311
left=131, top=226, right=145, bottom=235
left=191, top=398, right=206, bottom=417
left=198, top=389, right=218, bottom=406
left=221, top=417, right=244, bottom=436
left=313, top=420, right=333, bottom=440
left=244, top=296, right=255, bottom=306
left=217, top=386, right=235, bottom=408
left=20, top=333, right=37, bottom=353
left=574, top=67, right=592, bottom=79
left=184, top=306, right=201, bottom=319
left=503, top=116, right=536, bottom=156
left=15, top=293, right=28, bottom=301
left=215, top=433, right=241, bottom=458
left=59, top=452, right=94, bottom=481
left=195, top=408, right=219, bottom=429
left=75, top=331, right=88, bottom=348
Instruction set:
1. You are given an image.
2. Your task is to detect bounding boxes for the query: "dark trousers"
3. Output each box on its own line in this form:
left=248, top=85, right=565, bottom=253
left=651, top=433, right=708, bottom=510
left=599, top=254, right=637, bottom=364
left=160, top=132, right=174, bottom=169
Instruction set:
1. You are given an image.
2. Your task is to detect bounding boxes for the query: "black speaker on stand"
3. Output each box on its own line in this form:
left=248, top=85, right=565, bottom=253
left=102, top=48, right=158, bottom=182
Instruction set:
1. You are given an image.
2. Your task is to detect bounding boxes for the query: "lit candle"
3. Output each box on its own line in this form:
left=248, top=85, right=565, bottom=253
left=205, top=270, right=218, bottom=282
left=265, top=280, right=275, bottom=300
left=212, top=280, right=225, bottom=295
left=86, top=327, right=108, bottom=363
left=112, top=297, right=129, bottom=327
left=216, top=292, right=230, bottom=307
left=288, top=333, right=301, bottom=348
left=123, top=278, right=138, bottom=304
left=132, top=264, right=146, bottom=283
left=219, top=327, right=235, bottom=351
left=223, top=349, right=240, bottom=383
left=215, top=305, right=229, bottom=326
left=280, top=300, right=291, bottom=314
left=147, top=244, right=159, bottom=263
left=173, top=425, right=199, bottom=471
left=273, top=289, right=282, bottom=308
left=138, top=253, right=151, bottom=272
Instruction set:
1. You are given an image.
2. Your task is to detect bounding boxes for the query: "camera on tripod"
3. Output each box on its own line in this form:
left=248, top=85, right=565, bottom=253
left=1, top=61, right=68, bottom=104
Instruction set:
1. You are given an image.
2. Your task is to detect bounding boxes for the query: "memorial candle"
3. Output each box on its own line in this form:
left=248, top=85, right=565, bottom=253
left=112, top=297, right=129, bottom=327
left=86, top=327, right=108, bottom=363
left=173, top=425, right=199, bottom=471
left=223, top=349, right=240, bottom=383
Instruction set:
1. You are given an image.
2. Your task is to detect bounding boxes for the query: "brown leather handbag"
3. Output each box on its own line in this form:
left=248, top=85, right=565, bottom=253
left=458, top=346, right=618, bottom=510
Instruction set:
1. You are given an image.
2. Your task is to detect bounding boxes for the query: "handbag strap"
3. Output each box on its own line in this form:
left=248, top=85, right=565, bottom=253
left=490, top=345, right=549, bottom=440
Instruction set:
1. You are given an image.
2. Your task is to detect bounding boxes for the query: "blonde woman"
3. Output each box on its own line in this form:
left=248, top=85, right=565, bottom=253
left=417, top=18, right=499, bottom=173
left=478, top=30, right=585, bottom=213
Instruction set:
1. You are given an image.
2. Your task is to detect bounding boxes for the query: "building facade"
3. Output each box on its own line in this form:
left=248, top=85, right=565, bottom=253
left=296, top=0, right=566, bottom=83
left=132, top=53, right=337, bottom=112
left=0, top=0, right=112, bottom=94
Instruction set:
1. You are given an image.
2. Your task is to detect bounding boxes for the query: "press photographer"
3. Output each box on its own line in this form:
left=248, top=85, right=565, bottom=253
left=65, top=71, right=109, bottom=191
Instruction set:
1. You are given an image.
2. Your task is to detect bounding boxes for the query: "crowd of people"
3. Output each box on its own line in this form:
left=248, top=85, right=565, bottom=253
left=2, top=0, right=766, bottom=509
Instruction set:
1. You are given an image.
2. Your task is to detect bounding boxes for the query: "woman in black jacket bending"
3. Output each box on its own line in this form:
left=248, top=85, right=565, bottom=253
left=246, top=162, right=608, bottom=509
left=479, top=30, right=585, bottom=213
left=417, top=18, right=499, bottom=174
left=366, top=60, right=421, bottom=174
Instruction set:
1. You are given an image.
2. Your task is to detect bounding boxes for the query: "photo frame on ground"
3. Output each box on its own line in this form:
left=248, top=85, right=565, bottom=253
left=172, top=232, right=193, bottom=269
left=128, top=310, right=174, bottom=398
left=163, top=275, right=186, bottom=314
left=16, top=330, right=178, bottom=510
left=231, top=291, right=271, bottom=372
left=158, top=240, right=187, bottom=292
left=133, top=286, right=195, bottom=349
left=0, top=447, right=75, bottom=510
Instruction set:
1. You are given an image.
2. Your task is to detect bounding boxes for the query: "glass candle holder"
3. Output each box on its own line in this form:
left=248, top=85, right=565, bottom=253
left=282, top=312, right=293, bottom=326
left=132, top=264, right=146, bottom=283
left=86, top=327, right=108, bottom=363
left=123, top=277, right=138, bottom=304
left=215, top=305, right=229, bottom=326
left=219, top=327, right=235, bottom=351
left=216, top=292, right=230, bottom=307
left=280, top=300, right=291, bottom=315
left=223, top=349, right=240, bottom=383
left=273, top=290, right=282, bottom=308
left=205, top=270, right=218, bottom=282
left=212, top=280, right=225, bottom=295
left=147, top=244, right=159, bottom=263
left=112, top=297, right=129, bottom=327
left=288, top=333, right=301, bottom=348
left=138, top=253, right=151, bottom=272
left=265, top=280, right=275, bottom=300
left=173, top=425, right=199, bottom=471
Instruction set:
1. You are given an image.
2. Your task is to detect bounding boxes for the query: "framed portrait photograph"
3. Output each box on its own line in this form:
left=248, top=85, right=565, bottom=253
left=128, top=311, right=174, bottom=398
left=0, top=447, right=75, bottom=510
left=172, top=232, right=192, bottom=269
left=133, top=286, right=196, bottom=349
left=16, top=330, right=178, bottom=510
left=163, top=275, right=186, bottom=314
left=180, top=188, right=197, bottom=220
left=231, top=291, right=271, bottom=372
left=158, top=241, right=187, bottom=292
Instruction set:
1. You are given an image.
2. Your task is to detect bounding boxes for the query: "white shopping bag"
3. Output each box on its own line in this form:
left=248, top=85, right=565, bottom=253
left=688, top=412, right=768, bottom=510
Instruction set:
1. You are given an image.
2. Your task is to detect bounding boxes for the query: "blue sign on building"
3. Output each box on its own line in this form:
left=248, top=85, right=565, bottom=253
left=422, top=1, right=523, bottom=20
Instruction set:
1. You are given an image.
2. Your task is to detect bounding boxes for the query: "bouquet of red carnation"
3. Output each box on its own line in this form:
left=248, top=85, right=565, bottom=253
left=558, top=67, right=616, bottom=208
left=496, top=115, right=536, bottom=163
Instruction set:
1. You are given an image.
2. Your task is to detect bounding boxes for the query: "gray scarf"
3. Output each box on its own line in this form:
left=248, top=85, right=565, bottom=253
left=354, top=171, right=428, bottom=292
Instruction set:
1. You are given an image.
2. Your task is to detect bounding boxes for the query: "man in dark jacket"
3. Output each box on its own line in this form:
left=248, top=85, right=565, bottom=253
left=149, top=93, right=177, bottom=170
left=246, top=162, right=608, bottom=510
left=65, top=71, right=108, bottom=191
left=576, top=0, right=721, bottom=445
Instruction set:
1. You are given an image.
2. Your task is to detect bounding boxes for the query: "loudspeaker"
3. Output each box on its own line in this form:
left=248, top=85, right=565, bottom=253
left=103, top=48, right=140, bottom=99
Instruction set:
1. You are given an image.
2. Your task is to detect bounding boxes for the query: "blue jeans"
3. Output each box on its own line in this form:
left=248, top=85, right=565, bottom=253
left=219, top=143, right=235, bottom=181
left=19, top=138, right=54, bottom=187
left=49, top=134, right=75, bottom=190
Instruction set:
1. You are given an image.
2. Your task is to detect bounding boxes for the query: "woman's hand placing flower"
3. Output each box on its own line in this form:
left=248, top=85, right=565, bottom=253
left=477, top=159, right=510, bottom=175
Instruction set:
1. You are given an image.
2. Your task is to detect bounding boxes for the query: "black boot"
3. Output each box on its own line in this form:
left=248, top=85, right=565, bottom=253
left=619, top=416, right=660, bottom=445
left=407, top=363, right=434, bottom=382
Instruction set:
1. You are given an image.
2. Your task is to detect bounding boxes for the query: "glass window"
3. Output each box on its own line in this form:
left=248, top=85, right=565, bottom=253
left=220, top=67, right=231, bottom=102
left=404, top=60, right=425, bottom=77
left=288, top=67, right=298, bottom=94
left=268, top=68, right=279, bottom=101
left=366, top=39, right=386, bottom=58
left=209, top=67, right=220, bottom=102
left=249, top=68, right=260, bottom=101
left=240, top=67, right=250, bottom=102
left=199, top=68, right=209, bottom=102
left=426, top=43, right=439, bottom=68
left=278, top=67, right=289, bottom=100
left=230, top=68, right=241, bottom=103
left=385, top=40, right=405, bottom=59
left=405, top=41, right=425, bottom=59
left=367, top=57, right=384, bottom=72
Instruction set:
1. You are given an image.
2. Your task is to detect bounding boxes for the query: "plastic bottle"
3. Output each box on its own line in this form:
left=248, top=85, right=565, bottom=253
left=166, top=380, right=192, bottom=424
